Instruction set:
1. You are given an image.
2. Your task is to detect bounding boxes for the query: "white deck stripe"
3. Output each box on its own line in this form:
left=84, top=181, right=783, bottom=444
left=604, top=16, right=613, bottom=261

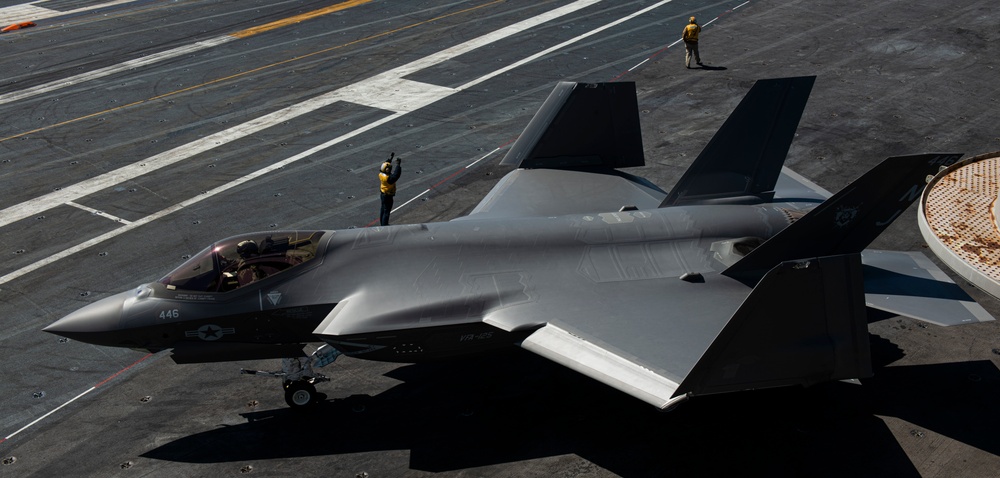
left=0, top=0, right=137, bottom=25
left=0, top=0, right=687, bottom=286
left=0, top=37, right=234, bottom=105
left=455, top=0, right=675, bottom=92
left=0, top=113, right=402, bottom=285
left=3, top=387, right=95, bottom=441
left=0, top=0, right=600, bottom=230
left=66, top=201, right=133, bottom=225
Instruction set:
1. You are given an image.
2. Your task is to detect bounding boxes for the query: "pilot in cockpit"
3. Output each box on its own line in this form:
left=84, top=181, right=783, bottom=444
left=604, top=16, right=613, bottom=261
left=235, top=239, right=266, bottom=286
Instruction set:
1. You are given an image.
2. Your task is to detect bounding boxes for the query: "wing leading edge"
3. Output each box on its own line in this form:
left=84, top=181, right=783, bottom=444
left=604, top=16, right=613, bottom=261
left=511, top=253, right=872, bottom=409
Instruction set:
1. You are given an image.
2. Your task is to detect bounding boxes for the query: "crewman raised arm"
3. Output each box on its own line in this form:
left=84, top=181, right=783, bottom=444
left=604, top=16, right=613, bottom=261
left=378, top=152, right=402, bottom=226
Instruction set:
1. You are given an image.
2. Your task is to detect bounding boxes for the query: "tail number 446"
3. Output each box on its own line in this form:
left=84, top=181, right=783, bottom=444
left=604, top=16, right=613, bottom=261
left=159, top=309, right=180, bottom=320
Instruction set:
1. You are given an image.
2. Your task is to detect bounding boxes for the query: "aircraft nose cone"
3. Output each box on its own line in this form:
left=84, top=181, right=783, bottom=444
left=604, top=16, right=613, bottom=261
left=43, top=291, right=129, bottom=345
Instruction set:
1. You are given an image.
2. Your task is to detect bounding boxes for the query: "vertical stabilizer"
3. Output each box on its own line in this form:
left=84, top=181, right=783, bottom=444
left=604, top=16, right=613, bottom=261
left=662, top=76, right=815, bottom=206
left=500, top=82, right=644, bottom=169
left=723, top=153, right=963, bottom=285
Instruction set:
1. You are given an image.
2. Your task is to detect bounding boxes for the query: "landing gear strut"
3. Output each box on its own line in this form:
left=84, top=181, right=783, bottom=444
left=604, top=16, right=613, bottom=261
left=242, top=344, right=342, bottom=408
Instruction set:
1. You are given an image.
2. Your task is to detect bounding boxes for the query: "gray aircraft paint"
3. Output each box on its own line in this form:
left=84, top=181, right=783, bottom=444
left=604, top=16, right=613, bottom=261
left=45, top=78, right=994, bottom=410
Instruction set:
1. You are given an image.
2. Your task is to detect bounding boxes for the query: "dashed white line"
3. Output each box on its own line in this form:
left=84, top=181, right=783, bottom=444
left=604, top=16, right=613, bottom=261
left=66, top=201, right=133, bottom=225
left=390, top=147, right=504, bottom=216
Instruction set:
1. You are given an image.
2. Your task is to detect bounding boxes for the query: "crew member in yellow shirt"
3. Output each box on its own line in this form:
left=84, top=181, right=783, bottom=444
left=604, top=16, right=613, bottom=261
left=378, top=152, right=402, bottom=226
left=682, top=16, right=702, bottom=69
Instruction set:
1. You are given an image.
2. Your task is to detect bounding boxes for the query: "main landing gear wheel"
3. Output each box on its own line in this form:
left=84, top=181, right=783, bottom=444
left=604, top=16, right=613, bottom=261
left=284, top=380, right=318, bottom=408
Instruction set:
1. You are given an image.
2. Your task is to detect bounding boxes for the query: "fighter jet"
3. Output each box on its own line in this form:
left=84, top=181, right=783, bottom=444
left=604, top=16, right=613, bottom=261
left=45, top=77, right=993, bottom=409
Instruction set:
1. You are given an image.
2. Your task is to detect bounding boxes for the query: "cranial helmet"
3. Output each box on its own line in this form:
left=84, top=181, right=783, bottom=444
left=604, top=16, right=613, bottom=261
left=237, top=240, right=258, bottom=258
left=380, top=162, right=392, bottom=174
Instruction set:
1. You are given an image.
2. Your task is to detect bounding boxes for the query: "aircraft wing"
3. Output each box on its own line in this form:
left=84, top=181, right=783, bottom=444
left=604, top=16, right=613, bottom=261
left=310, top=79, right=991, bottom=411
left=486, top=254, right=872, bottom=409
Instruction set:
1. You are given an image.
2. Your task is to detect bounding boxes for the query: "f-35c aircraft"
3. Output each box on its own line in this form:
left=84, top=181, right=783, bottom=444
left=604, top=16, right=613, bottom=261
left=45, top=77, right=993, bottom=409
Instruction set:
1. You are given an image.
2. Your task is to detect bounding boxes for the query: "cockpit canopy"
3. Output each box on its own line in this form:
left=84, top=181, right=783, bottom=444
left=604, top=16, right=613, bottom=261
left=159, top=231, right=325, bottom=293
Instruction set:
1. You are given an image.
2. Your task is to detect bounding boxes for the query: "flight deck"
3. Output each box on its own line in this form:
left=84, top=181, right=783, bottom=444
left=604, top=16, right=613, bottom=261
left=2, top=1, right=1000, bottom=477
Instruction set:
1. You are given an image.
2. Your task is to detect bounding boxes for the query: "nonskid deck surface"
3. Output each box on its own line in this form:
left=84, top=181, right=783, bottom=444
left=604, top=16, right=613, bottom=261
left=2, top=1, right=1000, bottom=476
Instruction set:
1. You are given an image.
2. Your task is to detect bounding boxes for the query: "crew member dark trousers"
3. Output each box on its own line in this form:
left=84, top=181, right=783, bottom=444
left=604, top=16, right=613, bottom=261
left=380, top=192, right=394, bottom=226
left=684, top=40, right=700, bottom=67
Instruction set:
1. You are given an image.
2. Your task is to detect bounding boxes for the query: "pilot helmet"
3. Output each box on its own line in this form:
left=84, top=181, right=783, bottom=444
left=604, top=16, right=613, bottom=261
left=236, top=240, right=258, bottom=258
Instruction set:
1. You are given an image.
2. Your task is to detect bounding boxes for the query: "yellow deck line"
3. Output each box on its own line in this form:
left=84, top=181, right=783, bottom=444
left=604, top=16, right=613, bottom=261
left=230, top=0, right=375, bottom=39
left=0, top=1, right=505, bottom=143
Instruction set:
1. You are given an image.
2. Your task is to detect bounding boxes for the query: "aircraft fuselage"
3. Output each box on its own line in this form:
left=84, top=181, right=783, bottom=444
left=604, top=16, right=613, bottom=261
left=45, top=202, right=802, bottom=363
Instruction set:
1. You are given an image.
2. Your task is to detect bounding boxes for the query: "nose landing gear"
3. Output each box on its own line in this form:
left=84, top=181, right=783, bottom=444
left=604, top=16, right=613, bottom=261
left=241, top=344, right=341, bottom=408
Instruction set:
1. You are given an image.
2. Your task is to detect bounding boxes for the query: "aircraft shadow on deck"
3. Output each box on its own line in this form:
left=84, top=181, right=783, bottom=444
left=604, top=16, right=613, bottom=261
left=141, top=345, right=998, bottom=476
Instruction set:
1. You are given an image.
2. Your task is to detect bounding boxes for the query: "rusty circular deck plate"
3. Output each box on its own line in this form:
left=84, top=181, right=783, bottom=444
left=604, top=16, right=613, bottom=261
left=919, top=151, right=1000, bottom=300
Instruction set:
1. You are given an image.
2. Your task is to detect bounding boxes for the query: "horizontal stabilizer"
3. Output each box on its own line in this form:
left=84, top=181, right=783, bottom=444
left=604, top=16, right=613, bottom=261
left=678, top=254, right=872, bottom=397
left=724, top=153, right=963, bottom=285
left=662, top=76, right=815, bottom=206
left=500, top=82, right=644, bottom=169
left=862, top=250, right=994, bottom=326
left=774, top=166, right=832, bottom=202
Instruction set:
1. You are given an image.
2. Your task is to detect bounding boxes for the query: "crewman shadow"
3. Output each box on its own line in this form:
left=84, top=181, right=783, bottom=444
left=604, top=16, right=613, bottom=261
left=693, top=64, right=727, bottom=71
left=142, top=344, right=998, bottom=476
